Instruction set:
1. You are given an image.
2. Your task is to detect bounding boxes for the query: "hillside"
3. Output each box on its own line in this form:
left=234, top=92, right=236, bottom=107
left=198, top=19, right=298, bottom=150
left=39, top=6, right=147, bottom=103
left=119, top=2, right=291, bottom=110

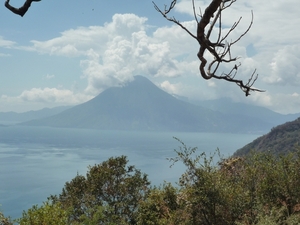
left=234, top=117, right=300, bottom=156
left=20, top=76, right=271, bottom=133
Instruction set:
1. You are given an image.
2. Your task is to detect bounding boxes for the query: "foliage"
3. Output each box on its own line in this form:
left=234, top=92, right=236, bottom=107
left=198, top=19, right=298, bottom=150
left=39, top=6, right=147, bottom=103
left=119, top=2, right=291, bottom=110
left=137, top=182, right=189, bottom=225
left=0, top=211, right=13, bottom=225
left=235, top=117, right=300, bottom=156
left=51, top=155, right=150, bottom=225
left=177, top=139, right=300, bottom=224
left=16, top=201, right=68, bottom=225
left=6, top=138, right=300, bottom=225
left=138, top=138, right=300, bottom=225
left=168, top=138, right=251, bottom=224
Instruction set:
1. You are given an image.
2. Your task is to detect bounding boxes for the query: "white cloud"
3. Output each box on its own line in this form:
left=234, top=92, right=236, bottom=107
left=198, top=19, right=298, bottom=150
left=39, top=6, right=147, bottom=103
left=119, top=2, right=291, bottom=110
left=263, top=45, right=300, bottom=86
left=0, top=36, right=15, bottom=57
left=174, top=0, right=209, bottom=16
left=0, top=89, right=92, bottom=113
left=174, top=0, right=300, bottom=114
left=4, top=0, right=299, bottom=113
left=29, top=13, right=148, bottom=57
left=0, top=53, right=10, bottom=57
left=159, top=80, right=181, bottom=94
left=44, top=74, right=55, bottom=80
left=0, top=36, right=15, bottom=47
left=19, top=88, right=92, bottom=105
left=259, top=92, right=300, bottom=114
left=27, top=13, right=198, bottom=95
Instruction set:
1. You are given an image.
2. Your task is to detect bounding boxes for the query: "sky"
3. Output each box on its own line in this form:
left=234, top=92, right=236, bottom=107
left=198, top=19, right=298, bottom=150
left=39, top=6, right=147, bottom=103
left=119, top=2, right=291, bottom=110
left=0, top=0, right=299, bottom=114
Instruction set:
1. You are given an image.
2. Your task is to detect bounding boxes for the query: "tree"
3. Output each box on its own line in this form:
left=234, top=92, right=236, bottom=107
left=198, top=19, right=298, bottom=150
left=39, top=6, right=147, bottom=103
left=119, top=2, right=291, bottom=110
left=16, top=201, right=68, bottom=225
left=53, top=156, right=150, bottom=225
left=153, top=0, right=264, bottom=96
left=137, top=182, right=189, bottom=225
left=167, top=139, right=251, bottom=225
left=0, top=211, right=13, bottom=225
left=164, top=138, right=300, bottom=225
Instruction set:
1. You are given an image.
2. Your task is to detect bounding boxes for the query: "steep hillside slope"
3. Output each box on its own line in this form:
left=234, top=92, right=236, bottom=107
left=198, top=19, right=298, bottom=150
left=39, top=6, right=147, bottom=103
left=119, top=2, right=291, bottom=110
left=234, top=117, right=300, bottom=156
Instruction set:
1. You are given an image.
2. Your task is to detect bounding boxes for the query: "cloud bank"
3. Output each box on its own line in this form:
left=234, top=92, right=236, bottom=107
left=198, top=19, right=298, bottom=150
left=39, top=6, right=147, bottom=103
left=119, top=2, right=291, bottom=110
left=2, top=0, right=300, bottom=113
left=29, top=13, right=198, bottom=96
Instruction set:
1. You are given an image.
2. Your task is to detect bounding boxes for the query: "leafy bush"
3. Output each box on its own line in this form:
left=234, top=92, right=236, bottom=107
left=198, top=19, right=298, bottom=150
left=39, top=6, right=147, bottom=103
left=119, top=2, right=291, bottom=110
left=138, top=138, right=300, bottom=225
left=9, top=140, right=300, bottom=225
left=0, top=211, right=13, bottom=225
left=50, top=155, right=150, bottom=224
left=16, top=201, right=68, bottom=225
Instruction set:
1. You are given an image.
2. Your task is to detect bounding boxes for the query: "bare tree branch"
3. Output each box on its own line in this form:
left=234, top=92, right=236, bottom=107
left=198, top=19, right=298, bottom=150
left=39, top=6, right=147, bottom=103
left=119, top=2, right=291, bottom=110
left=5, top=0, right=41, bottom=17
left=153, top=0, right=264, bottom=96
left=192, top=0, right=199, bottom=23
left=152, top=1, right=197, bottom=40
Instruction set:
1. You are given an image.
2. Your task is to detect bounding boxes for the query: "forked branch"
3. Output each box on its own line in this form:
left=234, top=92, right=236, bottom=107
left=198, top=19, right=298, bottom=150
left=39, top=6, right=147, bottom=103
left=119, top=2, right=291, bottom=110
left=153, top=0, right=264, bottom=96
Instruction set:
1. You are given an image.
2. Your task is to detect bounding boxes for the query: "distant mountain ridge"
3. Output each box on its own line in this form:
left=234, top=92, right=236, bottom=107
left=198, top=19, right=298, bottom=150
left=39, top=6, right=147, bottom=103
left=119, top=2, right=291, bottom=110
left=0, top=106, right=71, bottom=125
left=1, top=75, right=295, bottom=133
left=194, top=98, right=300, bottom=126
left=234, top=117, right=300, bottom=156
left=20, top=75, right=273, bottom=133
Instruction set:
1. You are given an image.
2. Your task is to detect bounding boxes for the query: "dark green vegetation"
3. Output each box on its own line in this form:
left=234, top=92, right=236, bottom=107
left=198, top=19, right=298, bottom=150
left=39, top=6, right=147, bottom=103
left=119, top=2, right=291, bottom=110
left=235, top=117, right=300, bottom=156
left=2, top=138, right=300, bottom=225
left=0, top=211, right=12, bottom=225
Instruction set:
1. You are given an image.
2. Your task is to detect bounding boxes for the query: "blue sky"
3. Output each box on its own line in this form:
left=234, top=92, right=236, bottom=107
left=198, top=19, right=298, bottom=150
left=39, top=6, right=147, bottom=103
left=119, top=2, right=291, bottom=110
left=0, top=0, right=300, bottom=114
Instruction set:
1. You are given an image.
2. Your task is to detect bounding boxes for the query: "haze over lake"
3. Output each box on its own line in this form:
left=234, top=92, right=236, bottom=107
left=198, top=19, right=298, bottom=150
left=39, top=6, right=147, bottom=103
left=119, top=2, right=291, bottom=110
left=0, top=125, right=259, bottom=219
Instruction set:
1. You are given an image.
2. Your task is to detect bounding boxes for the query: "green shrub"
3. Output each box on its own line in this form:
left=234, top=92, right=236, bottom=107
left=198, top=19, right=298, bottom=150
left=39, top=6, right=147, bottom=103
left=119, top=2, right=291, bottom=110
left=0, top=211, right=13, bottom=225
left=52, top=155, right=150, bottom=224
left=16, top=201, right=68, bottom=225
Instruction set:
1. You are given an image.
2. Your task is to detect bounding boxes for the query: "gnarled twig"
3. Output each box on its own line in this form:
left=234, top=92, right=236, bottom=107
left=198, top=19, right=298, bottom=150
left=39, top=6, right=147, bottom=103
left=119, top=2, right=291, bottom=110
left=153, top=0, right=264, bottom=96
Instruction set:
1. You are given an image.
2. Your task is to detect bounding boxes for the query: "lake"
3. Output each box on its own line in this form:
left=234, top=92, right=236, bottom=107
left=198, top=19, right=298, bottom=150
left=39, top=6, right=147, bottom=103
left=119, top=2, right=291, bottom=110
left=0, top=125, right=259, bottom=219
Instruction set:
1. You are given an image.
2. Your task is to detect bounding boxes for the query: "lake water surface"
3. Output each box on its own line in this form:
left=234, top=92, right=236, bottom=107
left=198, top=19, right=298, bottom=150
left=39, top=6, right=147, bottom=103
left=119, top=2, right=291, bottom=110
left=0, top=126, right=259, bottom=219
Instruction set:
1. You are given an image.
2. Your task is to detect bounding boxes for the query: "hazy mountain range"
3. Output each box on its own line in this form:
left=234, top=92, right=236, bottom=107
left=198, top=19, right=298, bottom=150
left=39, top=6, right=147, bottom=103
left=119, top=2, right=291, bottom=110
left=0, top=106, right=71, bottom=125
left=1, top=76, right=299, bottom=133
left=193, top=98, right=300, bottom=126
